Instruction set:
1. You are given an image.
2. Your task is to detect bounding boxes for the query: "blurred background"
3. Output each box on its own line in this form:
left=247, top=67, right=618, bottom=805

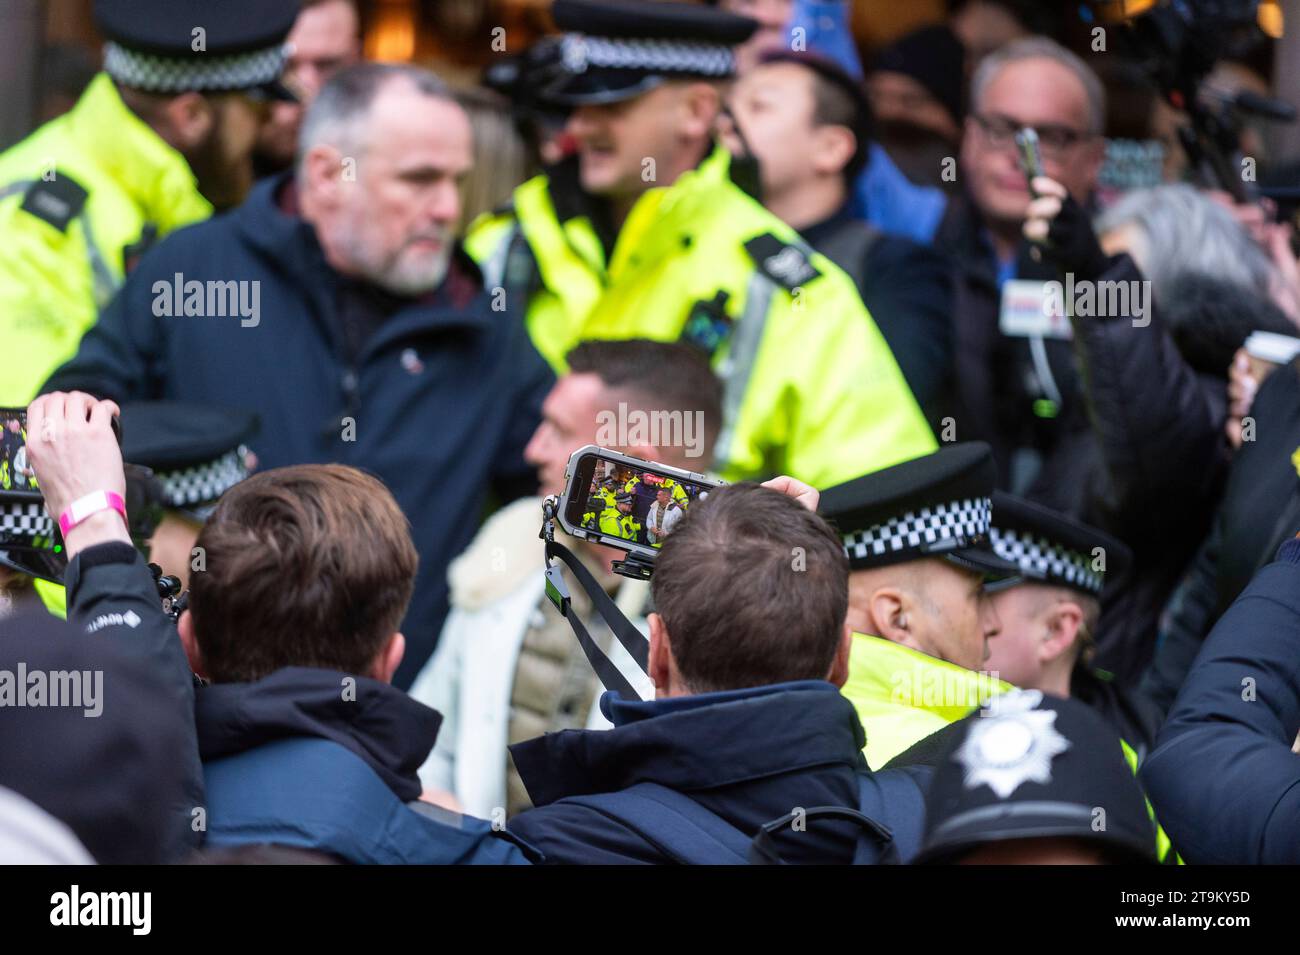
left=2, top=0, right=1298, bottom=225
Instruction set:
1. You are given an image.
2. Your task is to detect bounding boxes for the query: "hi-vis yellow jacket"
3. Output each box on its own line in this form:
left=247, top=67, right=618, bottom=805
left=845, top=631, right=1180, bottom=862
left=843, top=632, right=1011, bottom=770
left=466, top=146, right=936, bottom=487
left=0, top=72, right=212, bottom=405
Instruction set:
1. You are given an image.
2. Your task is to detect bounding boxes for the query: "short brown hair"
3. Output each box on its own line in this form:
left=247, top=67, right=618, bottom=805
left=651, top=483, right=848, bottom=693
left=188, top=465, right=418, bottom=683
left=566, top=338, right=724, bottom=465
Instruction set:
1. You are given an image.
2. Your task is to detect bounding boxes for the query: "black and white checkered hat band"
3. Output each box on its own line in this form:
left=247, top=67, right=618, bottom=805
left=103, top=41, right=287, bottom=94
left=160, top=446, right=249, bottom=513
left=560, top=34, right=735, bottom=78
left=990, top=528, right=1103, bottom=595
left=0, top=501, right=55, bottom=545
left=842, top=497, right=992, bottom=562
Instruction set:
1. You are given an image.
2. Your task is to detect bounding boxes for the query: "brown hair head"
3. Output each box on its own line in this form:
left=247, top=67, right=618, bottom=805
left=187, top=464, right=418, bottom=683
left=650, top=483, right=848, bottom=693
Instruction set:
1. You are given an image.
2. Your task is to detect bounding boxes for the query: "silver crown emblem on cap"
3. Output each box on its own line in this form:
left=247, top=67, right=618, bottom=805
left=955, top=689, right=1070, bottom=798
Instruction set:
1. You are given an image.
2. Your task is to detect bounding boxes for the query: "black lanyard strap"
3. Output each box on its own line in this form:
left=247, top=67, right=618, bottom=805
left=544, top=538, right=651, bottom=700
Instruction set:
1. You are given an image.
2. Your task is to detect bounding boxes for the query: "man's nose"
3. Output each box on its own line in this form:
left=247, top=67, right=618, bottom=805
left=981, top=595, right=1003, bottom=638
left=429, top=181, right=461, bottom=227
left=523, top=424, right=549, bottom=465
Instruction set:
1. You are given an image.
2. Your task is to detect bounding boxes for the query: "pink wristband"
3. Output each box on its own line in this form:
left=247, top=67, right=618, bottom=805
left=58, top=491, right=127, bottom=538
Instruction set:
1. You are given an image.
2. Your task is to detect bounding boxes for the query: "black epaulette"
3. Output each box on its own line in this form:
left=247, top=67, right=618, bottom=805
left=488, top=196, right=517, bottom=219
left=20, top=174, right=88, bottom=232
left=743, top=233, right=822, bottom=290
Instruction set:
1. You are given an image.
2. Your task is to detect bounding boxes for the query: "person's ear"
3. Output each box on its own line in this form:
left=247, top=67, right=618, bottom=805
left=681, top=82, right=722, bottom=140
left=1040, top=602, right=1082, bottom=665
left=372, top=632, right=406, bottom=684
left=812, top=125, right=857, bottom=179
left=648, top=612, right=676, bottom=697
left=177, top=609, right=209, bottom=681
left=868, top=587, right=910, bottom=645
left=303, top=143, right=346, bottom=204
left=158, top=92, right=215, bottom=152
left=827, top=619, right=854, bottom=687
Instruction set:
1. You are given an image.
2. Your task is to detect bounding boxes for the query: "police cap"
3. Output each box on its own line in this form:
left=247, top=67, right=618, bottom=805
left=915, top=689, right=1158, bottom=864
left=989, top=491, right=1132, bottom=599
left=818, top=442, right=1018, bottom=579
left=119, top=401, right=259, bottom=523
left=94, top=0, right=300, bottom=100
left=537, top=0, right=758, bottom=106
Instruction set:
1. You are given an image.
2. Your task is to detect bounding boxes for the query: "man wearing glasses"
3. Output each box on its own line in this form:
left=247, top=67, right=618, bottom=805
left=935, top=37, right=1107, bottom=512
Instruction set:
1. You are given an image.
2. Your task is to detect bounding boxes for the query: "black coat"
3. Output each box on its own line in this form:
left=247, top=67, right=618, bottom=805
left=2, top=542, right=202, bottom=862
left=1143, top=358, right=1300, bottom=711
left=937, top=194, right=1228, bottom=683
left=43, top=175, right=554, bottom=687
left=933, top=193, right=1089, bottom=496
left=507, top=681, right=926, bottom=864
left=1065, top=254, right=1228, bottom=683
left=1141, top=538, right=1300, bottom=863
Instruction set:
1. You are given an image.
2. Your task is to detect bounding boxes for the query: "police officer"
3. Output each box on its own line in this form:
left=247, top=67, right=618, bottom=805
left=818, top=442, right=1019, bottom=768
left=600, top=490, right=643, bottom=543
left=914, top=690, right=1158, bottom=864
left=0, top=401, right=258, bottom=619
left=984, top=491, right=1164, bottom=759
left=0, top=484, right=63, bottom=619
left=468, top=0, right=934, bottom=487
left=0, top=0, right=299, bottom=405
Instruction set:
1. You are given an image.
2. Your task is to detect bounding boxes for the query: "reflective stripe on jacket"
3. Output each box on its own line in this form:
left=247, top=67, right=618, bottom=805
left=467, top=146, right=936, bottom=486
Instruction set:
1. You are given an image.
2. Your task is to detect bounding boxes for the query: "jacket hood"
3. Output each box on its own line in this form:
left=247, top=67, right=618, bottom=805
left=196, top=666, right=441, bottom=803
left=509, top=680, right=867, bottom=806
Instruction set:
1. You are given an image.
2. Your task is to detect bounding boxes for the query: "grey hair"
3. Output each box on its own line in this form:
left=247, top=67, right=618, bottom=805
left=970, top=36, right=1106, bottom=136
left=1095, top=183, right=1280, bottom=308
left=296, top=62, right=454, bottom=176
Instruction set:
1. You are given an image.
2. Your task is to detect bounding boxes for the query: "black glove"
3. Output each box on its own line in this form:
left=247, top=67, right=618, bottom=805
left=1041, top=193, right=1110, bottom=279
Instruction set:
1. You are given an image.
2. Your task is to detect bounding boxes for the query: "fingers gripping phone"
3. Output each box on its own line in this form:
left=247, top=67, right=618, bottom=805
left=553, top=445, right=723, bottom=566
left=0, top=406, right=123, bottom=495
left=1, top=407, right=157, bottom=572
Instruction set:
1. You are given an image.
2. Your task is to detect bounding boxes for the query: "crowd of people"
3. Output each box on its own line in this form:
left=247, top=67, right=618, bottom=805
left=0, top=0, right=1298, bottom=867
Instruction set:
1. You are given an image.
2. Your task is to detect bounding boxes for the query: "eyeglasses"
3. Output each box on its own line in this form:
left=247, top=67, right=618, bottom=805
left=973, top=114, right=1092, bottom=159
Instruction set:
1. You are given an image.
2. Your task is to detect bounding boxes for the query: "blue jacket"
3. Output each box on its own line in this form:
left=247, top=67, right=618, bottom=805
left=507, top=681, right=928, bottom=864
left=197, top=667, right=533, bottom=864
left=43, top=175, right=554, bottom=687
left=1141, top=538, right=1300, bottom=863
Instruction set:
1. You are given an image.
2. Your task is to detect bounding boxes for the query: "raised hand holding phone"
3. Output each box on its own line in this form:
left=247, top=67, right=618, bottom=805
left=26, top=392, right=132, bottom=558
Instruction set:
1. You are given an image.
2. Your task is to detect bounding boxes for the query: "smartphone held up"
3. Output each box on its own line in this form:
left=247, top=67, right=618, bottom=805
left=551, top=445, right=723, bottom=566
